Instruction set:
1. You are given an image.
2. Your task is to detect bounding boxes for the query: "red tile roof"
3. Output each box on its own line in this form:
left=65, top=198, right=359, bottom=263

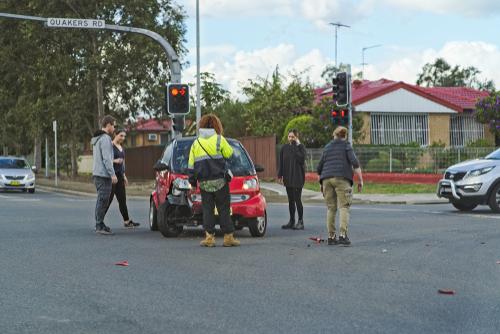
left=315, top=79, right=489, bottom=112
left=128, top=118, right=172, bottom=132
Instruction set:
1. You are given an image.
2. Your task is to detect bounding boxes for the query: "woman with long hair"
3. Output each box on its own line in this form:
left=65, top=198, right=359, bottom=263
left=105, top=129, right=140, bottom=228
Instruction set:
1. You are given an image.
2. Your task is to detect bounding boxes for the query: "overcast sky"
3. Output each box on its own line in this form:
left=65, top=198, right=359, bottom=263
left=180, top=0, right=500, bottom=97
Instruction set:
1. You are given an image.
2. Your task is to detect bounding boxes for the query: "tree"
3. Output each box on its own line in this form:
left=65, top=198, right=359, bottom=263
left=282, top=115, right=326, bottom=148
left=416, top=58, right=495, bottom=91
left=321, top=63, right=351, bottom=84
left=475, top=91, right=500, bottom=136
left=242, top=67, right=314, bottom=138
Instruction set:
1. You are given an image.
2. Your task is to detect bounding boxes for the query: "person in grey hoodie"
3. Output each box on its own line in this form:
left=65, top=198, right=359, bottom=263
left=91, top=115, right=118, bottom=235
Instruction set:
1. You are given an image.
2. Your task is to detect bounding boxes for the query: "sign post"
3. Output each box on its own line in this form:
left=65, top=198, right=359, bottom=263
left=53, top=120, right=58, bottom=187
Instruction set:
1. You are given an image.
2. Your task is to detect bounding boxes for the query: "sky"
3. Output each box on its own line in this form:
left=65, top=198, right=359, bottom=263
left=180, top=0, right=500, bottom=97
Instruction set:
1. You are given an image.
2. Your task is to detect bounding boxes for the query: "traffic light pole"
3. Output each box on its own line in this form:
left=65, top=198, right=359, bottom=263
left=347, top=65, right=353, bottom=144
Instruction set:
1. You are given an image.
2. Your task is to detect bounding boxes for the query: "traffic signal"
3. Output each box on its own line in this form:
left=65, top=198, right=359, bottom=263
left=330, top=109, right=349, bottom=126
left=332, top=72, right=350, bottom=106
left=166, top=83, right=190, bottom=115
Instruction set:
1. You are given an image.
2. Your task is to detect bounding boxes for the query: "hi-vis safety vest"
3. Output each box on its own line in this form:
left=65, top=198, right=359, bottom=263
left=188, top=134, right=233, bottom=182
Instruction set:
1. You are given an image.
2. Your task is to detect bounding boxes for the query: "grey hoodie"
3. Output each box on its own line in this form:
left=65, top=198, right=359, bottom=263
left=91, top=130, right=115, bottom=178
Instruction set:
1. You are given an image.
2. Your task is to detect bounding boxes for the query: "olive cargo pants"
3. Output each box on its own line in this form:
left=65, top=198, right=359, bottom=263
left=322, top=177, right=353, bottom=237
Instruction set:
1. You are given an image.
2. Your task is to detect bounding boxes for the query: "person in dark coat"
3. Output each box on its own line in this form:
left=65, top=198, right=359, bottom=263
left=278, top=129, right=306, bottom=230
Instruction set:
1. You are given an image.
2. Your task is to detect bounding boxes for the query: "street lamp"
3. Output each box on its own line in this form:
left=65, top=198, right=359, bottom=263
left=329, top=22, right=350, bottom=67
left=196, top=0, right=201, bottom=134
left=361, top=44, right=382, bottom=79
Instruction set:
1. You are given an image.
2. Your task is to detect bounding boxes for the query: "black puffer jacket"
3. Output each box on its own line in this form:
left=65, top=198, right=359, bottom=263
left=317, top=139, right=360, bottom=185
left=278, top=143, right=306, bottom=188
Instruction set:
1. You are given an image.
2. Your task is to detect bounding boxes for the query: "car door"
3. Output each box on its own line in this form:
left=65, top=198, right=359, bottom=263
left=157, top=142, right=174, bottom=204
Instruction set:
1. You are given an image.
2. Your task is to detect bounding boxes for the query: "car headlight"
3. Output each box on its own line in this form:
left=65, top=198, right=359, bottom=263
left=0, top=174, right=5, bottom=181
left=25, top=174, right=35, bottom=181
left=465, top=166, right=495, bottom=179
left=242, top=178, right=258, bottom=190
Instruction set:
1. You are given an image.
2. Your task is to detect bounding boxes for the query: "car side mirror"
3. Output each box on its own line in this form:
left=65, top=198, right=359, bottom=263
left=31, top=166, right=38, bottom=174
left=153, top=160, right=169, bottom=172
left=255, top=164, right=265, bottom=173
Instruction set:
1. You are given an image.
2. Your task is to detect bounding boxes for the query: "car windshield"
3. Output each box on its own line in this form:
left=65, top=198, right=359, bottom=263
left=172, top=140, right=254, bottom=176
left=485, top=149, right=500, bottom=160
left=0, top=158, right=29, bottom=169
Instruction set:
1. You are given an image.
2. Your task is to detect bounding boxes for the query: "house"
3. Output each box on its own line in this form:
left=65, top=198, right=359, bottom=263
left=315, top=79, right=494, bottom=147
left=126, top=117, right=173, bottom=147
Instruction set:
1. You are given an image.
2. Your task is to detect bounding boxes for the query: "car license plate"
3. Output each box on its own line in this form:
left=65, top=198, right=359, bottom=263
left=10, top=181, right=21, bottom=186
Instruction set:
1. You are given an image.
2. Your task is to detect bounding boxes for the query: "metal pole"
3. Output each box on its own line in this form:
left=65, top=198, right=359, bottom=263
left=196, top=0, right=201, bottom=133
left=361, top=45, right=382, bottom=80
left=45, top=136, right=49, bottom=178
left=347, top=65, right=353, bottom=144
left=53, top=121, right=58, bottom=187
left=329, top=22, right=350, bottom=68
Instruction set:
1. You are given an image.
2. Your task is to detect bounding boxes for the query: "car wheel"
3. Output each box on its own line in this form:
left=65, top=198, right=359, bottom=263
left=452, top=201, right=477, bottom=211
left=28, top=188, right=35, bottom=194
left=158, top=202, right=183, bottom=238
left=22, top=189, right=27, bottom=193
left=149, top=198, right=158, bottom=231
left=248, top=211, right=267, bottom=237
left=488, top=183, right=500, bottom=213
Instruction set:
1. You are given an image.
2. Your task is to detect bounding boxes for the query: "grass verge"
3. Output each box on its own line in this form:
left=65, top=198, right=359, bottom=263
left=303, top=181, right=436, bottom=194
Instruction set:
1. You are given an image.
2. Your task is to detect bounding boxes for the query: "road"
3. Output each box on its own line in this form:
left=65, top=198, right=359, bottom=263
left=0, top=190, right=499, bottom=334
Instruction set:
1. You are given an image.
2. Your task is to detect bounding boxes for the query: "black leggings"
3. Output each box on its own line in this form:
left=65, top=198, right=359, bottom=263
left=286, top=187, right=303, bottom=222
left=105, top=175, right=130, bottom=221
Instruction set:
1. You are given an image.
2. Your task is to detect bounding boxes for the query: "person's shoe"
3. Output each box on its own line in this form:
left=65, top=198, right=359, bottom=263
left=281, top=220, right=295, bottom=229
left=338, top=235, right=351, bottom=246
left=200, top=232, right=216, bottom=247
left=95, top=223, right=114, bottom=235
left=223, top=233, right=240, bottom=247
left=124, top=220, right=140, bottom=228
left=327, top=235, right=338, bottom=245
left=293, top=219, right=304, bottom=230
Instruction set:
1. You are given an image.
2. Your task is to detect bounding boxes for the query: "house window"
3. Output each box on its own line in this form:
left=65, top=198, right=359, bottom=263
left=371, top=113, right=429, bottom=146
left=450, top=113, right=484, bottom=147
left=148, top=133, right=158, bottom=142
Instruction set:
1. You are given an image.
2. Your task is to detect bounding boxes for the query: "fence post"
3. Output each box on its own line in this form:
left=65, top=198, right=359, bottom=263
left=458, top=149, right=461, bottom=163
left=389, top=148, right=393, bottom=173
left=309, top=150, right=313, bottom=173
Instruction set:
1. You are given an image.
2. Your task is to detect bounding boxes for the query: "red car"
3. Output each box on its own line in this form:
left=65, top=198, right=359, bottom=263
left=149, top=137, right=268, bottom=237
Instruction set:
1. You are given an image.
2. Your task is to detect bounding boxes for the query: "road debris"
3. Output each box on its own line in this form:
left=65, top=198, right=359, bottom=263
left=438, top=289, right=455, bottom=295
left=115, top=261, right=129, bottom=267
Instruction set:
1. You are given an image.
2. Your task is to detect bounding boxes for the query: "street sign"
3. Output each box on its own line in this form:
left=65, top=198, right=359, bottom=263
left=47, top=18, right=105, bottom=29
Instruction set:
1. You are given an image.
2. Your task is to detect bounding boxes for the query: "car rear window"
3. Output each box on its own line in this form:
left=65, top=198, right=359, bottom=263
left=0, top=158, right=29, bottom=169
left=173, top=140, right=255, bottom=176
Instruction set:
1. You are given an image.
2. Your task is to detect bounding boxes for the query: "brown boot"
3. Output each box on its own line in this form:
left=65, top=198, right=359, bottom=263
left=223, top=233, right=240, bottom=247
left=200, top=232, right=216, bottom=247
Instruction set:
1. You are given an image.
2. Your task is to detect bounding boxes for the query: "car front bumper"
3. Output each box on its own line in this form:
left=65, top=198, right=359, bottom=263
left=436, top=179, right=485, bottom=202
left=0, top=180, right=35, bottom=190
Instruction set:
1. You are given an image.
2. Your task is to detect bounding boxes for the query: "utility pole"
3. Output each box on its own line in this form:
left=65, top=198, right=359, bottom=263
left=45, top=136, right=49, bottom=178
left=196, top=0, right=201, bottom=133
left=329, top=22, right=350, bottom=67
left=53, top=121, right=58, bottom=187
left=361, top=44, right=382, bottom=79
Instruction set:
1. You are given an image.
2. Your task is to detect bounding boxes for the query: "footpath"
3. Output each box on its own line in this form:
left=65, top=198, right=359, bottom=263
left=37, top=178, right=447, bottom=205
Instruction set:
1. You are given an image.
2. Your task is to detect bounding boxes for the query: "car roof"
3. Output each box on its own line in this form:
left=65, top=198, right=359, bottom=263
left=175, top=136, right=240, bottom=144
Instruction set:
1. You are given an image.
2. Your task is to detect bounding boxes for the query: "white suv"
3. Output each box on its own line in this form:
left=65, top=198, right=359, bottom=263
left=437, top=148, right=500, bottom=212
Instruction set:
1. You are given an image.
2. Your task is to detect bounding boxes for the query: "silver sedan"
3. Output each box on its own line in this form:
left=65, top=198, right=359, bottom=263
left=0, top=156, right=37, bottom=193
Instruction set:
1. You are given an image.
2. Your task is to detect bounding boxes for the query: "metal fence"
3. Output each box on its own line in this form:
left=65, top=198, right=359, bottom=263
left=305, top=147, right=496, bottom=174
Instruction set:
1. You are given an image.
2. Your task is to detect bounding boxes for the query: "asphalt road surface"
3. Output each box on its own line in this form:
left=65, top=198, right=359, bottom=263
left=1, top=190, right=499, bottom=334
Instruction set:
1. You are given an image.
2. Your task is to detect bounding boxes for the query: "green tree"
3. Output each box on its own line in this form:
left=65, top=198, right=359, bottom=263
left=242, top=67, right=314, bottom=138
left=475, top=91, right=500, bottom=136
left=416, top=58, right=495, bottom=91
left=321, top=63, right=351, bottom=84
left=282, top=115, right=325, bottom=148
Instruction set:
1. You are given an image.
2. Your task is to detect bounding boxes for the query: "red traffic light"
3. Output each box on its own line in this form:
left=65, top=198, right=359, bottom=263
left=171, top=88, right=179, bottom=96
left=341, top=110, right=345, bottom=117
left=179, top=88, right=186, bottom=96
left=331, top=111, right=338, bottom=117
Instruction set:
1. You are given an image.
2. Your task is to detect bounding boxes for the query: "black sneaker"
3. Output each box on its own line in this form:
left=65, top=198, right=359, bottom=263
left=124, top=220, right=140, bottom=228
left=338, top=235, right=351, bottom=246
left=328, top=235, right=338, bottom=245
left=281, top=221, right=295, bottom=229
left=293, top=219, right=304, bottom=230
left=95, top=223, right=114, bottom=235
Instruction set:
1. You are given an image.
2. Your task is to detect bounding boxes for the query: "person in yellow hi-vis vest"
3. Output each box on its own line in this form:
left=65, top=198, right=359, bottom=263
left=188, top=114, right=240, bottom=247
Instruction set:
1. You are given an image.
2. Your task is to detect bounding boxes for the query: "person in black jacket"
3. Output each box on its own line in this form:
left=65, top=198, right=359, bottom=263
left=104, top=129, right=140, bottom=229
left=278, top=129, right=306, bottom=230
left=317, top=126, right=363, bottom=246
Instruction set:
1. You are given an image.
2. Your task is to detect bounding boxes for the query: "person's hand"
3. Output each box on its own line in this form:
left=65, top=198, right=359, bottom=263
left=124, top=175, right=129, bottom=187
left=114, top=158, right=123, bottom=164
left=112, top=175, right=118, bottom=184
left=291, top=140, right=297, bottom=146
left=357, top=182, right=363, bottom=193
left=320, top=184, right=324, bottom=197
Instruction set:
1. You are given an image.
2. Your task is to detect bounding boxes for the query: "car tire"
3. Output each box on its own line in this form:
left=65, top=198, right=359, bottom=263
left=452, top=201, right=477, bottom=211
left=488, top=183, right=500, bottom=213
left=28, top=188, right=35, bottom=194
left=248, top=211, right=267, bottom=237
left=158, top=201, right=183, bottom=238
left=149, top=198, right=158, bottom=231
